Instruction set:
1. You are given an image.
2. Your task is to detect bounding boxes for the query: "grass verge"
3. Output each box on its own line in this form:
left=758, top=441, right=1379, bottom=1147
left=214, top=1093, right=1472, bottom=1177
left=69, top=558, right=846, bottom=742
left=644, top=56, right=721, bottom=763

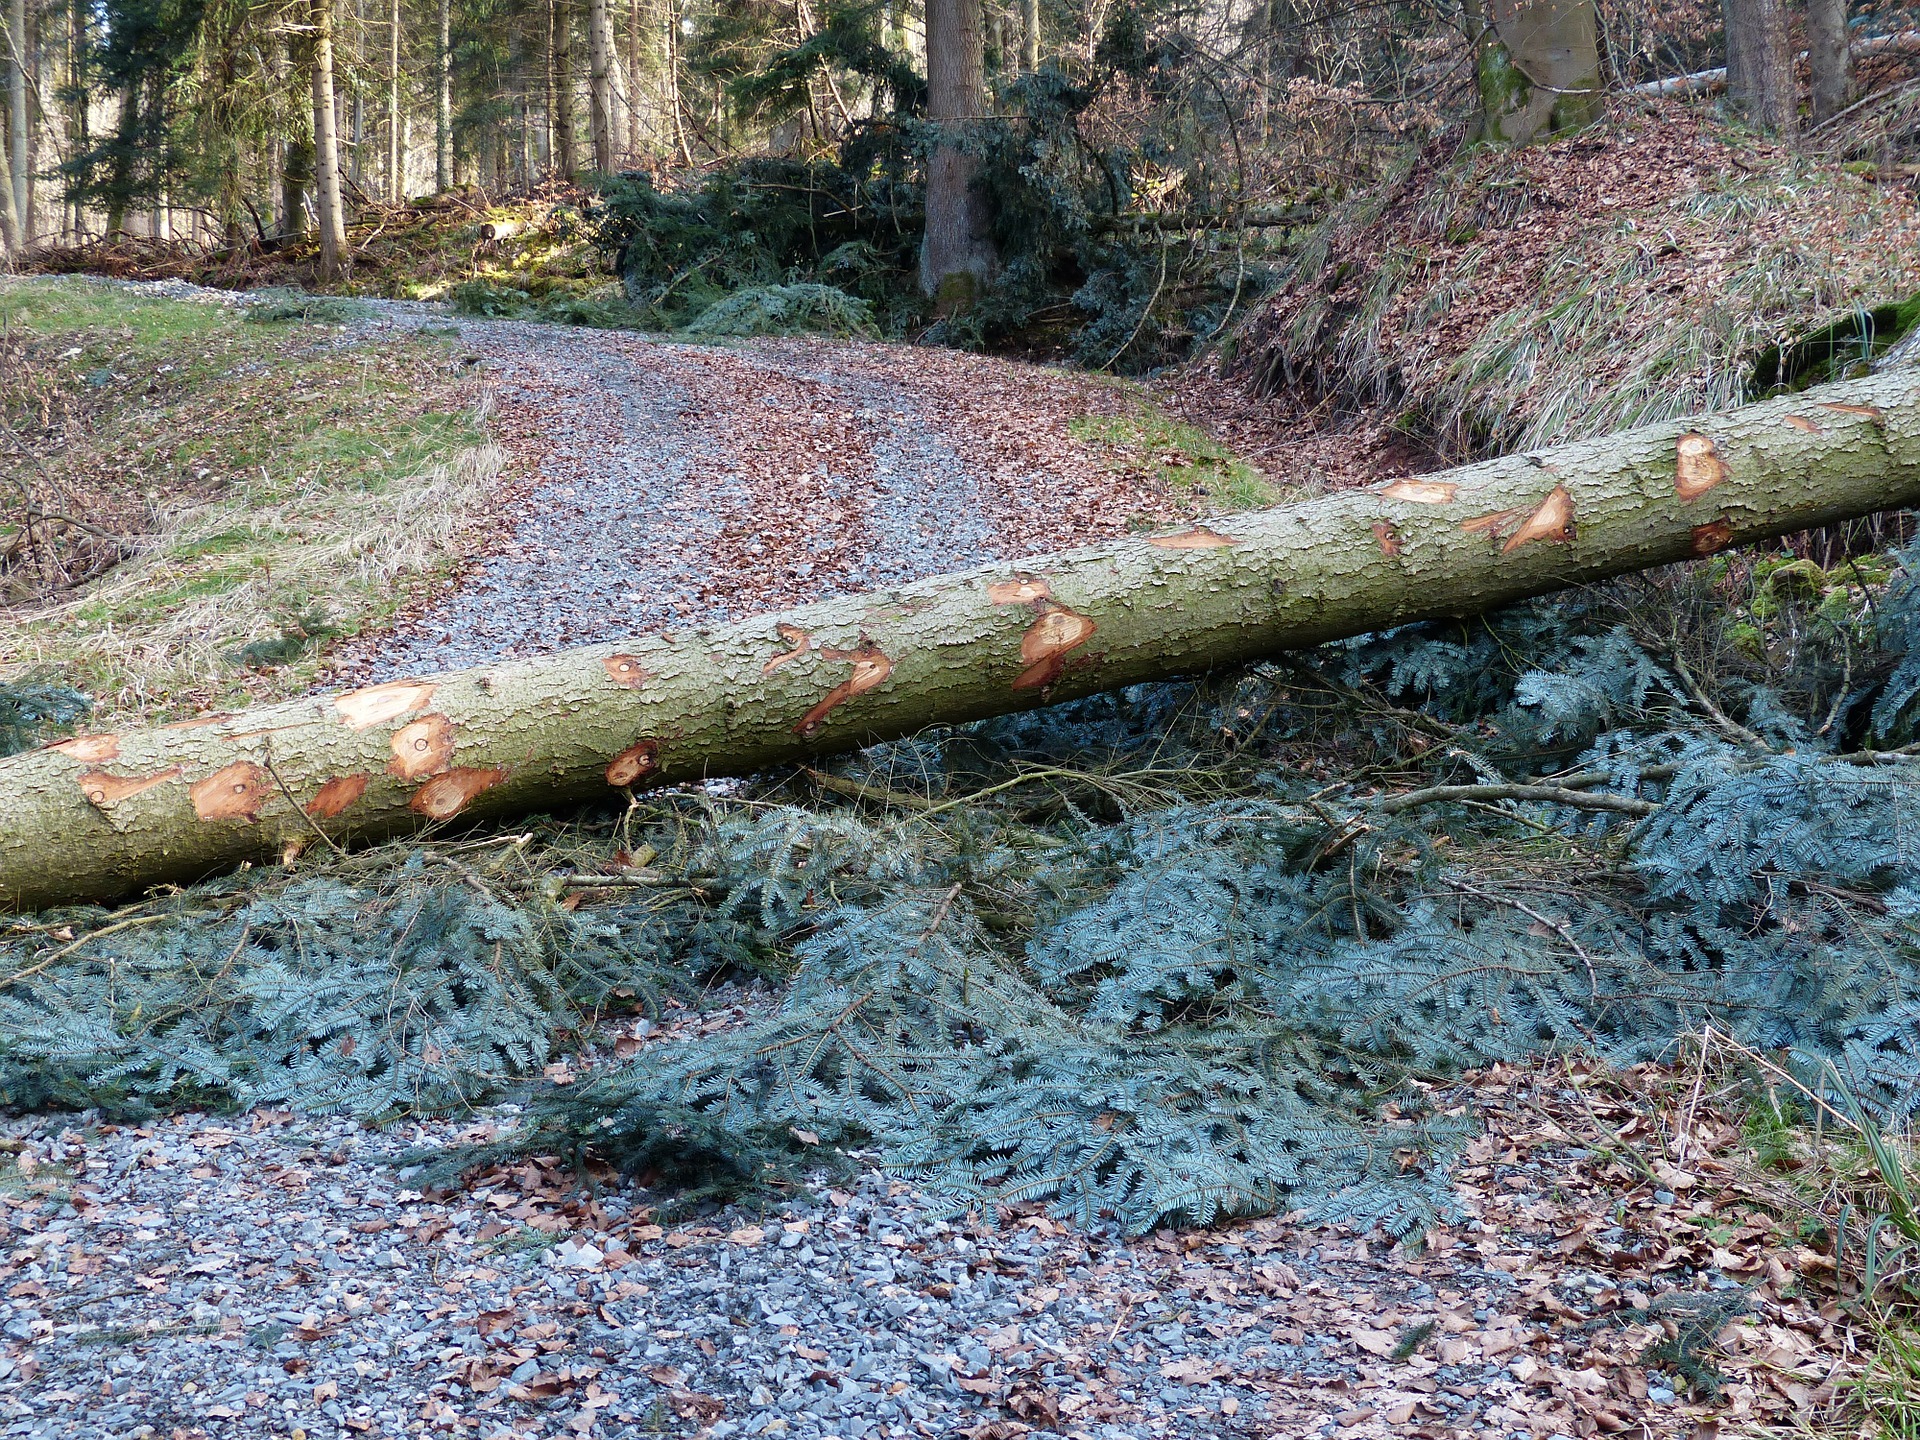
left=0, top=276, right=494, bottom=725
left=1068, top=402, right=1282, bottom=513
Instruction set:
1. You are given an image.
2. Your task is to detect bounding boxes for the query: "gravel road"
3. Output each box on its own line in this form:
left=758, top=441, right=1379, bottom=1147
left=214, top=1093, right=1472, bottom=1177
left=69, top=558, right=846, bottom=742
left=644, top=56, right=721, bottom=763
left=319, top=304, right=1173, bottom=684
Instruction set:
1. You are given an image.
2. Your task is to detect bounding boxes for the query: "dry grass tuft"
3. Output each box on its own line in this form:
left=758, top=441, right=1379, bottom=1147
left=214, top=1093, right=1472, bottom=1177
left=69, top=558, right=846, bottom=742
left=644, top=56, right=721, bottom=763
left=1237, top=101, right=1920, bottom=462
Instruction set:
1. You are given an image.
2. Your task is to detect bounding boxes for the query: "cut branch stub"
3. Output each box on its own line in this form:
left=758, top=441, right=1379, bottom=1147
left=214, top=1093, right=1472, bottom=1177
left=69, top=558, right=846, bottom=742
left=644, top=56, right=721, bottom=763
left=1675, top=433, right=1727, bottom=501
left=1690, top=518, right=1734, bottom=555
left=987, top=576, right=1052, bottom=605
left=795, top=640, right=893, bottom=736
left=1014, top=601, right=1097, bottom=691
left=1146, top=525, right=1237, bottom=549
left=335, top=680, right=437, bottom=730
left=602, top=654, right=648, bottom=688
left=410, top=767, right=508, bottom=820
left=606, top=739, right=660, bottom=788
left=307, top=774, right=370, bottom=818
left=191, top=762, right=271, bottom=823
left=1373, top=522, right=1403, bottom=557
left=388, top=714, right=455, bottom=781
left=50, top=735, right=120, bottom=763
left=762, top=623, right=813, bottom=675
left=1380, top=479, right=1458, bottom=504
left=80, top=767, right=181, bottom=807
left=1500, top=485, right=1574, bottom=553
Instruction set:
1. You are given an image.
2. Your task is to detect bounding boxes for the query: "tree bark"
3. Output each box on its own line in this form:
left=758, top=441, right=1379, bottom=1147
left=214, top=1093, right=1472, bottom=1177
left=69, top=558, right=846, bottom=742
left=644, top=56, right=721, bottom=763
left=7, top=372, right=1920, bottom=912
left=311, top=0, right=348, bottom=280
left=1468, top=0, right=1603, bottom=144
left=553, top=0, right=578, bottom=178
left=1021, top=0, right=1039, bottom=71
left=587, top=0, right=614, bottom=171
left=7, top=0, right=30, bottom=243
left=625, top=0, right=642, bottom=153
left=388, top=0, right=402, bottom=199
left=436, top=0, right=452, bottom=189
left=920, top=0, right=995, bottom=305
left=1724, top=0, right=1796, bottom=134
left=1809, top=0, right=1850, bottom=124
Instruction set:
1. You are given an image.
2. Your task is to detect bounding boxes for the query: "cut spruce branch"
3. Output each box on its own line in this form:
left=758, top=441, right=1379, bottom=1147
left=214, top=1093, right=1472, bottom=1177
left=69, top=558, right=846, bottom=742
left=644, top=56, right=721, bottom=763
left=1377, top=783, right=1660, bottom=817
left=3, top=368, right=1920, bottom=911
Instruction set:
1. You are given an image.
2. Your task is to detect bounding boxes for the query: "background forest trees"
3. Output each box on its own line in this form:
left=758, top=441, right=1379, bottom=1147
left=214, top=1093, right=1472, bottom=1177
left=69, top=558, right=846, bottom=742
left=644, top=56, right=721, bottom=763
left=0, top=0, right=1915, bottom=329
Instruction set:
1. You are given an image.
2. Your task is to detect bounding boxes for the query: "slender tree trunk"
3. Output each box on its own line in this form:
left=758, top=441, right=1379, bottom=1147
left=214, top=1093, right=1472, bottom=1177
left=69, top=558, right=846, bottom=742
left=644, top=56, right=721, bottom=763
left=9, top=373, right=1920, bottom=911
left=66, top=0, right=86, bottom=240
left=665, top=0, right=689, bottom=163
left=7, top=0, right=29, bottom=242
left=312, top=0, right=348, bottom=280
left=920, top=0, right=995, bottom=306
left=1723, top=0, right=1796, bottom=134
left=553, top=0, right=578, bottom=178
left=1021, top=0, right=1039, bottom=70
left=1808, top=0, right=1850, bottom=124
left=435, top=0, right=452, bottom=190
left=0, top=127, right=16, bottom=258
left=587, top=0, right=614, bottom=171
left=544, top=0, right=557, bottom=172
left=625, top=0, right=642, bottom=153
left=388, top=0, right=401, bottom=199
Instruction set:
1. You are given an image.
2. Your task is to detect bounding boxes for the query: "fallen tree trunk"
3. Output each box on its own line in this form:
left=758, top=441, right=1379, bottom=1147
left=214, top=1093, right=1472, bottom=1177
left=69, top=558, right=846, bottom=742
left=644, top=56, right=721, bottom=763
left=1635, top=27, right=1920, bottom=98
left=4, top=369, right=1919, bottom=911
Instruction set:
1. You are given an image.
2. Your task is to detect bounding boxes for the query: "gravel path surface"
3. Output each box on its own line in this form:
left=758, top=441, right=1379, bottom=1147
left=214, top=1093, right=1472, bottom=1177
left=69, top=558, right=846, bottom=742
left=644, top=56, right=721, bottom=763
left=319, top=306, right=1173, bottom=684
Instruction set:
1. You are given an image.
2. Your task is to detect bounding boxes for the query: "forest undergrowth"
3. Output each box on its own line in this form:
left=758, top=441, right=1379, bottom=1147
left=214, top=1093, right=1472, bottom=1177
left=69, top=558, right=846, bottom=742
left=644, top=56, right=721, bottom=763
left=4, top=521, right=1920, bottom=1260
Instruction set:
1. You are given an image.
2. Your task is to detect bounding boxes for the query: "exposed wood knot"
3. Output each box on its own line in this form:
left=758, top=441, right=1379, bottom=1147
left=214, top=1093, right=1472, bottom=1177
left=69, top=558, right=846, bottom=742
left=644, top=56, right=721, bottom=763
left=1014, top=601, right=1097, bottom=691
left=1379, top=479, right=1457, bottom=504
left=1816, top=401, right=1884, bottom=422
left=1373, top=522, right=1403, bottom=557
left=334, top=680, right=438, bottom=730
left=49, top=734, right=121, bottom=763
left=307, top=774, right=371, bottom=819
left=1690, top=517, right=1734, bottom=556
left=388, top=714, right=455, bottom=781
left=602, top=654, right=648, bottom=688
left=79, top=766, right=182, bottom=808
left=1146, top=525, right=1237, bottom=549
left=987, top=576, right=1052, bottom=605
left=794, top=639, right=893, bottom=736
left=606, top=740, right=660, bottom=788
left=1674, top=432, right=1727, bottom=501
left=191, top=762, right=271, bottom=824
left=410, top=767, right=509, bottom=820
left=1784, top=415, right=1823, bottom=434
left=762, top=623, right=813, bottom=675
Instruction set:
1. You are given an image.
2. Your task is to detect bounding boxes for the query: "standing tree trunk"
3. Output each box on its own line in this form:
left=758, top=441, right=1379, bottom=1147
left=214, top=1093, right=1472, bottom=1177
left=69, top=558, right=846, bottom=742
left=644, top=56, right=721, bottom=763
left=8, top=372, right=1919, bottom=913
left=1021, top=0, right=1039, bottom=70
left=1723, top=0, right=1796, bottom=133
left=311, top=0, right=348, bottom=280
left=625, top=0, right=643, bottom=153
left=587, top=0, right=614, bottom=171
left=435, top=0, right=452, bottom=189
left=0, top=126, right=15, bottom=257
left=1467, top=0, right=1603, bottom=144
left=553, top=0, right=578, bottom=178
left=7, top=0, right=29, bottom=243
left=1808, top=0, right=1850, bottom=124
left=67, top=0, right=86, bottom=240
left=388, top=0, right=402, bottom=199
left=920, top=0, right=995, bottom=307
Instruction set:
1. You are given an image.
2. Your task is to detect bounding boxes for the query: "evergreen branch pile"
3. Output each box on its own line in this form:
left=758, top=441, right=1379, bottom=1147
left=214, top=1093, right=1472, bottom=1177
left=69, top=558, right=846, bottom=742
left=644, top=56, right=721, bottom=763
left=7, top=541, right=1920, bottom=1236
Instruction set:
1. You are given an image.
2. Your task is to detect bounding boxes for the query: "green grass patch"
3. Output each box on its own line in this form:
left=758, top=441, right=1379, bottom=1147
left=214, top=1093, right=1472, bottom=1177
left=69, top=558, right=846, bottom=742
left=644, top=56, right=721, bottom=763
left=1069, top=407, right=1278, bottom=511
left=0, top=276, right=493, bottom=726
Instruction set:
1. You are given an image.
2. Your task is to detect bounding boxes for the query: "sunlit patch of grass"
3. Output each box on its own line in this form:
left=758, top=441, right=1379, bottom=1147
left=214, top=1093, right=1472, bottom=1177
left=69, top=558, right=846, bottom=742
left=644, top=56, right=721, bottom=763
left=0, top=276, right=495, bottom=725
left=1069, top=406, right=1281, bottom=511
